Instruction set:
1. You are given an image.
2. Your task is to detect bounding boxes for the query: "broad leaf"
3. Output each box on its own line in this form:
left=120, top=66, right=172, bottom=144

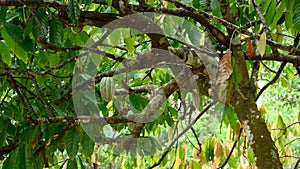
left=0, top=41, right=11, bottom=66
left=216, top=50, right=233, bottom=84
left=0, top=6, right=7, bottom=27
left=32, top=8, right=48, bottom=40
left=246, top=38, right=255, bottom=59
left=81, top=132, right=95, bottom=158
left=48, top=53, right=60, bottom=67
left=3, top=146, right=20, bottom=169
left=50, top=17, right=64, bottom=46
left=270, top=1, right=285, bottom=29
left=285, top=0, right=295, bottom=30
left=124, top=37, right=135, bottom=54
left=67, top=159, right=78, bottom=169
left=222, top=105, right=238, bottom=129
left=1, top=23, right=27, bottom=63
left=65, top=128, right=81, bottom=159
left=293, top=0, right=300, bottom=31
left=258, top=32, right=266, bottom=57
left=264, top=0, right=276, bottom=25
left=67, top=0, right=80, bottom=25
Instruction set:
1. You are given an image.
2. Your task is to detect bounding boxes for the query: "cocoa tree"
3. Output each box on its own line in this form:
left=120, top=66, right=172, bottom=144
left=0, top=0, right=300, bottom=168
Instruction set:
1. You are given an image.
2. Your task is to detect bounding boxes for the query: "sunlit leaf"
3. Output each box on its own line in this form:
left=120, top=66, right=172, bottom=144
left=265, top=0, right=276, bottom=25
left=258, top=32, right=266, bottom=57
left=105, top=0, right=112, bottom=6
left=270, top=1, right=285, bottom=29
left=1, top=23, right=27, bottom=63
left=124, top=37, right=135, bottom=54
left=285, top=0, right=295, bottom=30
left=48, top=53, right=60, bottom=67
left=0, top=41, right=11, bottom=66
left=179, top=144, right=186, bottom=161
left=277, top=114, right=286, bottom=136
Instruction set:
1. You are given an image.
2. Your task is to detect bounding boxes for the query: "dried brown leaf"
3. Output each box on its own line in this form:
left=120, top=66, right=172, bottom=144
left=246, top=38, right=255, bottom=59
left=216, top=50, right=233, bottom=84
left=214, top=139, right=222, bottom=165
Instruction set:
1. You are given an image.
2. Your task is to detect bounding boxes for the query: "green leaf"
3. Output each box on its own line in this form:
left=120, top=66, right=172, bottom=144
left=293, top=0, right=300, bottom=31
left=178, top=145, right=185, bottom=160
left=81, top=132, right=95, bottom=158
left=67, top=159, right=78, bottom=169
left=270, top=1, right=286, bottom=29
left=261, top=0, right=272, bottom=13
left=247, top=147, right=255, bottom=163
left=25, top=144, right=35, bottom=169
left=192, top=160, right=202, bottom=169
left=222, top=105, right=238, bottom=129
left=129, top=93, right=149, bottom=112
left=188, top=27, right=201, bottom=46
left=105, top=0, right=112, bottom=6
left=3, top=146, right=21, bottom=169
left=48, top=53, right=60, bottom=67
left=124, top=37, right=135, bottom=54
left=0, top=41, right=11, bottom=66
left=285, top=0, right=295, bottom=30
left=258, top=32, right=266, bottom=57
left=109, top=29, right=122, bottom=46
left=67, top=0, right=80, bottom=25
left=264, top=0, right=276, bottom=25
left=277, top=114, right=286, bottom=136
left=78, top=156, right=86, bottom=169
left=65, top=128, right=81, bottom=159
left=0, top=6, right=7, bottom=27
left=32, top=8, right=48, bottom=40
left=50, top=17, right=64, bottom=46
left=165, top=115, right=174, bottom=127
left=1, top=23, right=27, bottom=63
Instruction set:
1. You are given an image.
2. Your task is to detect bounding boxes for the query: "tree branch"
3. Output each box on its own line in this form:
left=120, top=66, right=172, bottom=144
left=256, top=62, right=287, bottom=101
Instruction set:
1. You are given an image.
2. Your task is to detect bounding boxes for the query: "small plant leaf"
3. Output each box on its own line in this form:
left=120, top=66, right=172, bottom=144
left=258, top=32, right=266, bottom=57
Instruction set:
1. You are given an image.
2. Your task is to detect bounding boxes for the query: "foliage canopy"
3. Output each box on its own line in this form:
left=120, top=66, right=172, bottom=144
left=0, top=0, right=300, bottom=168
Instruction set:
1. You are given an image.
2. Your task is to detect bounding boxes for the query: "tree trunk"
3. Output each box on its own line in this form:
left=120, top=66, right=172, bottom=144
left=228, top=40, right=282, bottom=168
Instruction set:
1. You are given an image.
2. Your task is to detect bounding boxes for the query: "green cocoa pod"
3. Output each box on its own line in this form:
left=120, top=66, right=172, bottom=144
left=100, top=77, right=115, bottom=102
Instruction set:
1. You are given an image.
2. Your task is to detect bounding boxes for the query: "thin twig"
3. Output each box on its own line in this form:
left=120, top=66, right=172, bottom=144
left=260, top=61, right=277, bottom=73
left=256, top=62, right=287, bottom=101
left=191, top=127, right=202, bottom=152
left=0, top=89, right=11, bottom=107
left=7, top=73, right=36, bottom=125
left=217, top=128, right=243, bottom=169
left=294, top=157, right=300, bottom=169
left=149, top=101, right=216, bottom=168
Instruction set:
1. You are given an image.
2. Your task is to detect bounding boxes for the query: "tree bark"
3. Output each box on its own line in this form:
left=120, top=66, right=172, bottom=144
left=228, top=38, right=282, bottom=168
